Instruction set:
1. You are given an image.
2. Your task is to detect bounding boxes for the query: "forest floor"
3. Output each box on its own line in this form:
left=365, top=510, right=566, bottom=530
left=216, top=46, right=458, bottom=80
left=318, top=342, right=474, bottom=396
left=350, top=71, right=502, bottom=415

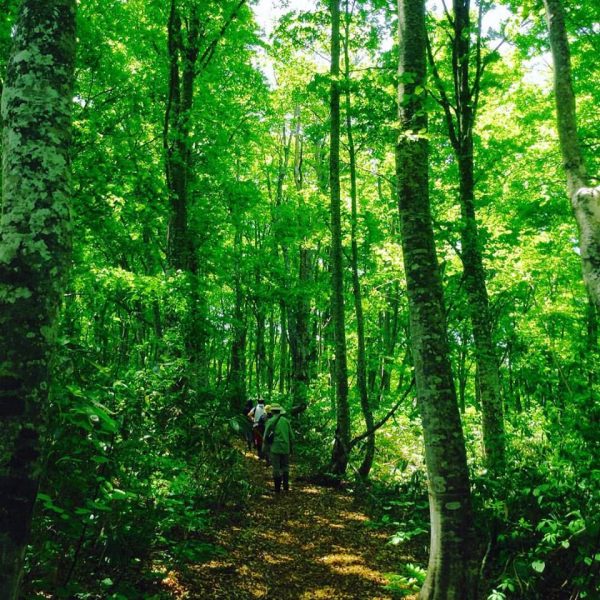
left=161, top=444, right=421, bottom=599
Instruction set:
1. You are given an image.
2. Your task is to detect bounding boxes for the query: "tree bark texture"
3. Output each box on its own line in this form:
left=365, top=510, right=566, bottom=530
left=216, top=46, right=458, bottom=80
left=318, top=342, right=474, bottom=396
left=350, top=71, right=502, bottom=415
left=458, top=148, right=505, bottom=475
left=543, top=0, right=600, bottom=308
left=395, top=0, right=476, bottom=598
left=164, top=0, right=199, bottom=272
left=343, top=1, right=374, bottom=478
left=329, top=0, right=350, bottom=475
left=428, top=0, right=505, bottom=475
left=0, top=1, right=76, bottom=597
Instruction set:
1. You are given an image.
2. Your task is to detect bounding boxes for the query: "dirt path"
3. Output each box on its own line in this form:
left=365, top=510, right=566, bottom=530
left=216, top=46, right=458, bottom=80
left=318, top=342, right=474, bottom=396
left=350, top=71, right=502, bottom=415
left=168, top=447, right=419, bottom=599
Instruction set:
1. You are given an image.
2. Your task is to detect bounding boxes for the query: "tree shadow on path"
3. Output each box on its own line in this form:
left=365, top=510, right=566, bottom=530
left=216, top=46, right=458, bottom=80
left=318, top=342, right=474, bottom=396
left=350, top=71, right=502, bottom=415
left=167, top=445, right=421, bottom=599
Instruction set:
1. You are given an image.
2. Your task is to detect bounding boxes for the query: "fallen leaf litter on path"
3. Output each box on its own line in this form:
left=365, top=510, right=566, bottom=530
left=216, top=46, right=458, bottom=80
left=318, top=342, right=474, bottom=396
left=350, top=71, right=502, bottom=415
left=165, top=446, right=420, bottom=599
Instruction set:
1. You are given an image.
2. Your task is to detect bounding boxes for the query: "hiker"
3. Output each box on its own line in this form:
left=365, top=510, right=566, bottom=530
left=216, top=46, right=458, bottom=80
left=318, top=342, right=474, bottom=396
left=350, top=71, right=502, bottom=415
left=247, top=398, right=267, bottom=458
left=262, top=405, right=273, bottom=466
left=262, top=404, right=293, bottom=493
left=242, top=399, right=254, bottom=450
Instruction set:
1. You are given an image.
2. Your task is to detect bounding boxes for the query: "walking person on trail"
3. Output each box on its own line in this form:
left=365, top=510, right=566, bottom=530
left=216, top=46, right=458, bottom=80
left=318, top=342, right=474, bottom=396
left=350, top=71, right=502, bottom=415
left=247, top=398, right=267, bottom=458
left=262, top=405, right=273, bottom=466
left=262, top=404, right=293, bottom=493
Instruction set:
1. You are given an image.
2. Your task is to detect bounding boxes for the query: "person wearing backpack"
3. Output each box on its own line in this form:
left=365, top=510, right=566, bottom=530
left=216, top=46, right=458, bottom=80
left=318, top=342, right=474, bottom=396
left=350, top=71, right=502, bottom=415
left=262, top=404, right=293, bottom=493
left=247, top=398, right=267, bottom=457
left=260, top=405, right=272, bottom=465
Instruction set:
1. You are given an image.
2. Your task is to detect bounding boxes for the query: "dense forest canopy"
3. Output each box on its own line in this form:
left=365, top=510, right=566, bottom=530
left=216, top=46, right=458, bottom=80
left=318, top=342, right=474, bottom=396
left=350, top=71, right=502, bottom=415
left=0, top=0, right=598, bottom=598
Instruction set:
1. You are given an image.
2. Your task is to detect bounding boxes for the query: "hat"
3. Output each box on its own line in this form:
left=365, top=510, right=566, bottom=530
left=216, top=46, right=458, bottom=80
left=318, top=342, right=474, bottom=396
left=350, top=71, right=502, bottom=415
left=269, top=404, right=286, bottom=415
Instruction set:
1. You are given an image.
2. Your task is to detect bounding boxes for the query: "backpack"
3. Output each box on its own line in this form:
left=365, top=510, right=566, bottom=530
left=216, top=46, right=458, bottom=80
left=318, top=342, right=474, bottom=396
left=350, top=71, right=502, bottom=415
left=265, top=415, right=281, bottom=445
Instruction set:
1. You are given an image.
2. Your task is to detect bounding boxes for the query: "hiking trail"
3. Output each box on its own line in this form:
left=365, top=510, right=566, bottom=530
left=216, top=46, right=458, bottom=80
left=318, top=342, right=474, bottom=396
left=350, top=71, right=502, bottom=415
left=163, top=445, right=420, bottom=599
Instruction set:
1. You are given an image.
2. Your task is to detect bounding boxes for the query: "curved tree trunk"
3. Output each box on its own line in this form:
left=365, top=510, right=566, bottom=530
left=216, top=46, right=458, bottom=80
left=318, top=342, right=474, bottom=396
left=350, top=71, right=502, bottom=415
left=543, top=0, right=600, bottom=308
left=395, top=0, right=476, bottom=597
left=0, top=1, right=76, bottom=596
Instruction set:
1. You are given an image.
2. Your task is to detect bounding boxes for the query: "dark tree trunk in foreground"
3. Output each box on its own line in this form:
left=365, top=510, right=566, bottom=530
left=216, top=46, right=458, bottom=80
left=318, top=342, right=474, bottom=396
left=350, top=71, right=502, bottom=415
left=329, top=0, right=350, bottom=475
left=0, top=1, right=76, bottom=597
left=543, top=0, right=600, bottom=309
left=395, top=0, right=476, bottom=598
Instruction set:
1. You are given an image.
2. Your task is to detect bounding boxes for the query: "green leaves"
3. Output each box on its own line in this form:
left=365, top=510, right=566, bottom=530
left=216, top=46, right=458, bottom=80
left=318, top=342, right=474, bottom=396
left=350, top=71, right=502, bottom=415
left=65, top=385, right=119, bottom=435
left=531, top=559, right=545, bottom=573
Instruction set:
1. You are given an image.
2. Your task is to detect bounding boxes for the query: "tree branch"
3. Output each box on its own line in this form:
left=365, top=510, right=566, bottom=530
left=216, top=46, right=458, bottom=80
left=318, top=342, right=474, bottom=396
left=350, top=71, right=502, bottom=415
left=426, top=34, right=459, bottom=148
left=198, top=0, right=247, bottom=72
left=348, top=379, right=415, bottom=450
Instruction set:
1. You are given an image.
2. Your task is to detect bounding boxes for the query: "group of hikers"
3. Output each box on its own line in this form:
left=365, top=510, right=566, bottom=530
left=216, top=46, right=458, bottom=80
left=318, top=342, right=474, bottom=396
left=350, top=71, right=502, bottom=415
left=243, top=398, right=293, bottom=493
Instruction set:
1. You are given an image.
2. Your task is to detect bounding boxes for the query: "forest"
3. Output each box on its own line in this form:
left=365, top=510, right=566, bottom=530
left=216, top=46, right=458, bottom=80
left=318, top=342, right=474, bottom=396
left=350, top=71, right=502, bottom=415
left=0, top=0, right=598, bottom=598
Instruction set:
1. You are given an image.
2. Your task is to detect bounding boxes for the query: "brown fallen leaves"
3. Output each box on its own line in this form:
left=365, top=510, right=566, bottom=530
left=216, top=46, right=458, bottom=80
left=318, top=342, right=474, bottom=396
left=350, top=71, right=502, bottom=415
left=163, top=447, right=420, bottom=599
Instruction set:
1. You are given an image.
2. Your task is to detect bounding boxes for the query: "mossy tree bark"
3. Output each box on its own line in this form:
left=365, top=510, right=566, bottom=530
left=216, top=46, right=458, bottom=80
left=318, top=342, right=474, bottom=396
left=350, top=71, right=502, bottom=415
left=329, top=0, right=351, bottom=475
left=395, top=0, right=476, bottom=597
left=0, top=1, right=76, bottom=597
left=543, top=0, right=600, bottom=309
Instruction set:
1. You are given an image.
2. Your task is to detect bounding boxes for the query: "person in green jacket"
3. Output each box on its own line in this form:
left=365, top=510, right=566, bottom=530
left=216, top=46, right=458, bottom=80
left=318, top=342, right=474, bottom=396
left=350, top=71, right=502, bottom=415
left=262, top=404, right=293, bottom=493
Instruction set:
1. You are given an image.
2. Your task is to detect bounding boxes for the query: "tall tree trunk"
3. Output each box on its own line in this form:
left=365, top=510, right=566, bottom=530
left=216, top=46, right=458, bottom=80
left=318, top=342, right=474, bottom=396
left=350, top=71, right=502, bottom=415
left=227, top=228, right=247, bottom=411
left=585, top=290, right=597, bottom=397
left=0, top=1, right=76, bottom=596
left=267, top=305, right=276, bottom=395
left=279, top=299, right=288, bottom=395
left=329, top=0, right=350, bottom=475
left=380, top=281, right=401, bottom=399
left=288, top=249, right=311, bottom=411
left=343, top=1, right=374, bottom=478
left=454, top=0, right=505, bottom=469
left=163, top=0, right=213, bottom=389
left=164, top=1, right=247, bottom=380
left=427, top=0, right=505, bottom=475
left=288, top=106, right=312, bottom=413
left=255, top=295, right=267, bottom=394
left=395, top=0, right=476, bottom=597
left=458, top=146, right=505, bottom=474
left=164, top=0, right=199, bottom=272
left=543, top=0, right=600, bottom=308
